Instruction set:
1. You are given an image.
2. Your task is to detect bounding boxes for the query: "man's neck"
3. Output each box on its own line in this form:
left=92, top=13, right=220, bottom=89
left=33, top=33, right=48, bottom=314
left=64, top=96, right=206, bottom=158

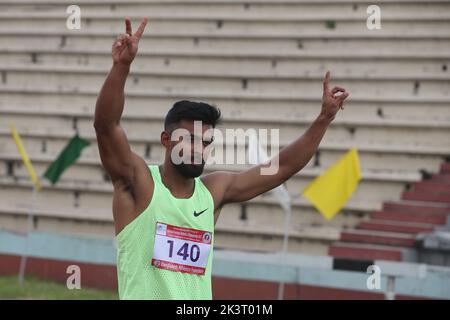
left=159, top=162, right=195, bottom=198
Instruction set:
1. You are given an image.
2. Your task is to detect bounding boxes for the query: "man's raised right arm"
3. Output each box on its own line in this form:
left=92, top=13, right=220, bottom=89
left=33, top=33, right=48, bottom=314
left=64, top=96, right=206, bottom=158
left=94, top=18, right=148, bottom=185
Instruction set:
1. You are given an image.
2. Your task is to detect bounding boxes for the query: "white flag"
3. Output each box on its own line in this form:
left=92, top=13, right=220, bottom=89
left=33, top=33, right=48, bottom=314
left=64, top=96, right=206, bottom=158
left=248, top=131, right=291, bottom=212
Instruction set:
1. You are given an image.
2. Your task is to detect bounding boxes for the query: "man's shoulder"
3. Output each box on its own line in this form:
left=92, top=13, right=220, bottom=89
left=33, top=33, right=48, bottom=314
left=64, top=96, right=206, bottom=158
left=201, top=170, right=236, bottom=191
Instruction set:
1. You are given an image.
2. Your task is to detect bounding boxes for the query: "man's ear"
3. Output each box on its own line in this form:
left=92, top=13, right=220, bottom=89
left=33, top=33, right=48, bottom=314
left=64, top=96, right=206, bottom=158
left=161, top=131, right=171, bottom=148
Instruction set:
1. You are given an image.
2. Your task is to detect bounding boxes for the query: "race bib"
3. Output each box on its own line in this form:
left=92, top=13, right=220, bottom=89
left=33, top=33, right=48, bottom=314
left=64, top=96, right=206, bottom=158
left=151, top=222, right=213, bottom=275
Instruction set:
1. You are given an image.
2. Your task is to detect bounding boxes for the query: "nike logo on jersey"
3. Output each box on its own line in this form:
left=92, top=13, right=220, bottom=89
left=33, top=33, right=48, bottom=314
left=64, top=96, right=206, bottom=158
left=193, top=208, right=208, bottom=217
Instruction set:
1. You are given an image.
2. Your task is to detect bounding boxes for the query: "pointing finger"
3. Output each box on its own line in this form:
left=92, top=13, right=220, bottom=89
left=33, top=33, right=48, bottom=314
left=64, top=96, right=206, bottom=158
left=323, top=71, right=331, bottom=93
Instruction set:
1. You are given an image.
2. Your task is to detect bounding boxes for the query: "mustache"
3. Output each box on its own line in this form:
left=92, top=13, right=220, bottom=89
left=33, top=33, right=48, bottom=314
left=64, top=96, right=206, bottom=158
left=181, top=152, right=205, bottom=165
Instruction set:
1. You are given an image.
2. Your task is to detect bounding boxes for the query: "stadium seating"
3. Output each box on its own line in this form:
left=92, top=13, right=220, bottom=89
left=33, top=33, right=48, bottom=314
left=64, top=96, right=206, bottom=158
left=330, top=163, right=450, bottom=262
left=0, top=0, right=449, bottom=259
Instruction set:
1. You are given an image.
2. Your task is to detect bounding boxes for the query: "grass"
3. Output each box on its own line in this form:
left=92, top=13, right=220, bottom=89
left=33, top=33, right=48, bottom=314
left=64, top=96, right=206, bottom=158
left=0, top=275, right=118, bottom=300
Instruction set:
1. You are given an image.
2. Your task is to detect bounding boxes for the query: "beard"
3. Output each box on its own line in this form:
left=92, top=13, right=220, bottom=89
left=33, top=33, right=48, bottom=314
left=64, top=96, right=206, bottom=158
left=172, top=161, right=205, bottom=178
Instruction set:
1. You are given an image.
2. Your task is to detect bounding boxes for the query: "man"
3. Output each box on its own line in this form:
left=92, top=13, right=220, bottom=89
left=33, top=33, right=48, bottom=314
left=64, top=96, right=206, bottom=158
left=94, top=18, right=349, bottom=300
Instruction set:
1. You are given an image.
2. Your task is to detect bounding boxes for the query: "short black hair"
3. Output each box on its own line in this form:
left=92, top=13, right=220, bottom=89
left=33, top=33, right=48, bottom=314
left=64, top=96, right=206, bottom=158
left=164, top=100, right=221, bottom=131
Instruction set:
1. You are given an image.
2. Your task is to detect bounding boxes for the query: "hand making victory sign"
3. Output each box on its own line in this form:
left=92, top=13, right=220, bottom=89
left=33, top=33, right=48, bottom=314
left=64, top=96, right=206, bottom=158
left=112, top=18, right=148, bottom=66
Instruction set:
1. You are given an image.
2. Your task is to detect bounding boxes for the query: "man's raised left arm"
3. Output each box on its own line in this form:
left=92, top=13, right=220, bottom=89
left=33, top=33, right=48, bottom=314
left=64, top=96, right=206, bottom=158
left=206, top=71, right=350, bottom=208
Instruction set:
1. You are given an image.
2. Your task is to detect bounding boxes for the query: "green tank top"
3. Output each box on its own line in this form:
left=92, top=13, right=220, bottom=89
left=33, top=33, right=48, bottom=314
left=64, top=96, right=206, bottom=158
left=116, top=164, right=215, bottom=300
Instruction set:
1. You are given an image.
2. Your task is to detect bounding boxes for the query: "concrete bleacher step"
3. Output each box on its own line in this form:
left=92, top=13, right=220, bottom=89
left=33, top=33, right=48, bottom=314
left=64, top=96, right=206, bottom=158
left=1, top=118, right=449, bottom=170
left=431, top=174, right=450, bottom=183
left=357, top=219, right=435, bottom=234
left=2, top=64, right=449, bottom=99
left=2, top=101, right=449, bottom=156
left=0, top=128, right=444, bottom=178
left=340, top=229, right=416, bottom=247
left=401, top=165, right=450, bottom=203
left=4, top=102, right=450, bottom=143
left=3, top=90, right=450, bottom=135
left=402, top=191, right=450, bottom=203
left=4, top=103, right=450, bottom=133
left=328, top=242, right=405, bottom=261
left=0, top=146, right=436, bottom=211
left=7, top=62, right=450, bottom=81
left=411, top=181, right=450, bottom=195
left=216, top=223, right=339, bottom=242
left=6, top=83, right=450, bottom=119
left=0, top=166, right=400, bottom=218
left=2, top=30, right=449, bottom=55
left=370, top=210, right=448, bottom=225
left=1, top=12, right=448, bottom=36
left=3, top=56, right=450, bottom=95
left=383, top=200, right=450, bottom=215
left=2, top=47, right=449, bottom=79
left=0, top=189, right=365, bottom=241
left=440, top=163, right=450, bottom=174
left=2, top=0, right=450, bottom=17
left=2, top=83, right=449, bottom=113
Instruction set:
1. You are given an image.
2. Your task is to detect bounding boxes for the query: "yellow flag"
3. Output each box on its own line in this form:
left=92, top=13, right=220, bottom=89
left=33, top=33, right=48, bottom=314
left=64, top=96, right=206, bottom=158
left=9, top=122, right=42, bottom=191
left=302, top=148, right=361, bottom=220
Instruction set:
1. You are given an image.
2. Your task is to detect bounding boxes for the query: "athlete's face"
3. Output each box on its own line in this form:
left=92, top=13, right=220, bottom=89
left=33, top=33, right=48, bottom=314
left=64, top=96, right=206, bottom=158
left=161, top=120, right=214, bottom=178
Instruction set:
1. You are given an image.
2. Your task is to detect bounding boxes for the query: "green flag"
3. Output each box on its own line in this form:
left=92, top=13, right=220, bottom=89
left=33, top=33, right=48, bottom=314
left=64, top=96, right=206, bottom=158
left=44, top=134, right=90, bottom=184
